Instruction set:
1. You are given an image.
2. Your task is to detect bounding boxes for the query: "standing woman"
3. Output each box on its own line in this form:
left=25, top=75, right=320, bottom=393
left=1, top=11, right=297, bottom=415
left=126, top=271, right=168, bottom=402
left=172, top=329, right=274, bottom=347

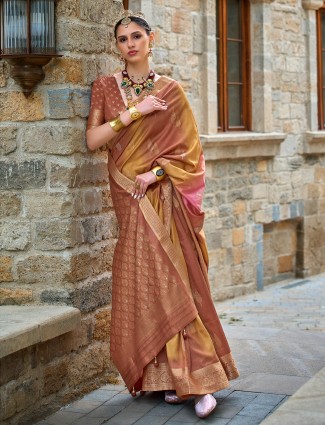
left=86, top=11, right=239, bottom=419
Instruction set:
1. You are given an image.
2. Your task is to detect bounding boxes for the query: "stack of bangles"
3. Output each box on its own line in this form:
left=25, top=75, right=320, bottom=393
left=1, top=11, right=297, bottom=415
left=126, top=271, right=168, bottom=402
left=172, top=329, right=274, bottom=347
left=109, top=105, right=142, bottom=132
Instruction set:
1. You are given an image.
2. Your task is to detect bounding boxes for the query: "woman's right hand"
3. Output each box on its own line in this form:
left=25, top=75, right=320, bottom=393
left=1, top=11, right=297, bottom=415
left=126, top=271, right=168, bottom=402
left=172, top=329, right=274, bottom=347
left=136, top=95, right=167, bottom=115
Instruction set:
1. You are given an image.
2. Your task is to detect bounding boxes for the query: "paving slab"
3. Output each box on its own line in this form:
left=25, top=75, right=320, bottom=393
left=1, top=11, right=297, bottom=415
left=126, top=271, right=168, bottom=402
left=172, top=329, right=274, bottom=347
left=35, top=273, right=325, bottom=425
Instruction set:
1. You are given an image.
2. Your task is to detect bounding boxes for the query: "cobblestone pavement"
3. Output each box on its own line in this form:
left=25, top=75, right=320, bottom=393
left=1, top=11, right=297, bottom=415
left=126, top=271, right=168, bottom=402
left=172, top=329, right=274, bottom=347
left=35, top=273, right=325, bottom=425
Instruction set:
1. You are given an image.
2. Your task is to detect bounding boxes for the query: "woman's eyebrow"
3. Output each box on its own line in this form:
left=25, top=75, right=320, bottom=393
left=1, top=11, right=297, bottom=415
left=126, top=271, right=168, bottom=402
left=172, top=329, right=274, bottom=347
left=117, top=31, right=142, bottom=39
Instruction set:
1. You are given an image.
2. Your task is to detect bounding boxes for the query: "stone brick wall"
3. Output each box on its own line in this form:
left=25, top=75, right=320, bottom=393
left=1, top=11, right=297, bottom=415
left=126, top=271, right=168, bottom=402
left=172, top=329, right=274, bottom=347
left=0, top=1, right=125, bottom=423
left=133, top=0, right=325, bottom=298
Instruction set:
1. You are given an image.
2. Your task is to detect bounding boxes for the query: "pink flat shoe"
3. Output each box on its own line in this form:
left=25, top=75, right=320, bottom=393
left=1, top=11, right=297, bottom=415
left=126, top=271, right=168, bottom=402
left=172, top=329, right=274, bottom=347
left=165, top=390, right=183, bottom=404
left=194, top=394, right=217, bottom=418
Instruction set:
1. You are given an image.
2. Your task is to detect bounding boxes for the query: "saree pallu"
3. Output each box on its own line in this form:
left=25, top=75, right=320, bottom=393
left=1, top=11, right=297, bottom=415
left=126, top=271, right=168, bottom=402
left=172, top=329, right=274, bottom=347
left=87, top=75, right=239, bottom=397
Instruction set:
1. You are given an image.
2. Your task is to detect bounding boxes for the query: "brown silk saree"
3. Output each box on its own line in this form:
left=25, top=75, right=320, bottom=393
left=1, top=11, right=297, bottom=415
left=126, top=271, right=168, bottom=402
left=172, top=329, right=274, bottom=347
left=87, top=75, right=239, bottom=397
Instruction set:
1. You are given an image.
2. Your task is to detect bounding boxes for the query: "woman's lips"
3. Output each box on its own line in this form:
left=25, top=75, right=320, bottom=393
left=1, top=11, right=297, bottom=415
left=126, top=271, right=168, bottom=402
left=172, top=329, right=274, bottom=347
left=128, top=51, right=138, bottom=56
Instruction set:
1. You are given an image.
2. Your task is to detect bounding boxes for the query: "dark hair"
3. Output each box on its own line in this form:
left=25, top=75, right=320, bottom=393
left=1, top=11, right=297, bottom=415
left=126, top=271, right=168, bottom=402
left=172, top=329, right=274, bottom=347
left=114, top=16, right=151, bottom=39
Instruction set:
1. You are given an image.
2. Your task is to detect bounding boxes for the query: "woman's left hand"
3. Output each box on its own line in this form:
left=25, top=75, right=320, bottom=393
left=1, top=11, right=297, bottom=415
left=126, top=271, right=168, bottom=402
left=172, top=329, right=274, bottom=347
left=132, top=171, right=157, bottom=199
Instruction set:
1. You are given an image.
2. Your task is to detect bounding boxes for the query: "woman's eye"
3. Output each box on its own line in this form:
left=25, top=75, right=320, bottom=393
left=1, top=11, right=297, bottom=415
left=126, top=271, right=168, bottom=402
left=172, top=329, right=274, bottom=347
left=134, top=34, right=142, bottom=39
left=119, top=38, right=126, bottom=43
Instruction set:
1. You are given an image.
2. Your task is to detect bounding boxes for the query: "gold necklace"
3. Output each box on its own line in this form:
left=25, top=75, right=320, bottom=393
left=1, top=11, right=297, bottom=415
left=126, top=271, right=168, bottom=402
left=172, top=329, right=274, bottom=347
left=121, top=69, right=155, bottom=108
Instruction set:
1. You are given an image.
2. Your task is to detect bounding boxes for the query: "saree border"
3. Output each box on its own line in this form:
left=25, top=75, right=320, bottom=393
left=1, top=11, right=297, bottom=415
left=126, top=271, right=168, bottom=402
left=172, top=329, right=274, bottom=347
left=107, top=151, right=189, bottom=287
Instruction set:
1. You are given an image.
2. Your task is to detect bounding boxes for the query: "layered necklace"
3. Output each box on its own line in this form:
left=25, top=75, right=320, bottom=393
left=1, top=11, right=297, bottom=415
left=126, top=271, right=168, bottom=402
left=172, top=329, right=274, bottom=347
left=121, top=68, right=155, bottom=108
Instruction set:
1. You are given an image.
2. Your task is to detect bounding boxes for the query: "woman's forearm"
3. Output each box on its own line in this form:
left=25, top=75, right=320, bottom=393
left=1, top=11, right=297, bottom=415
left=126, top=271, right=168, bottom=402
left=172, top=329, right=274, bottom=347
left=86, top=109, right=133, bottom=151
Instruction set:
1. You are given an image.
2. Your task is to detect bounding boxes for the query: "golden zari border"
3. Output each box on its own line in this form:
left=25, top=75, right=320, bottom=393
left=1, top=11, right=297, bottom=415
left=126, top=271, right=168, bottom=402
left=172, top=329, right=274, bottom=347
left=107, top=151, right=189, bottom=286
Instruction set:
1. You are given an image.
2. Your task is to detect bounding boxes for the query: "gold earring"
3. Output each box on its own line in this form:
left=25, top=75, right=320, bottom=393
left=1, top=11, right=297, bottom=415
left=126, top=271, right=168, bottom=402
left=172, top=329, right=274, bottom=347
left=120, top=55, right=126, bottom=65
left=148, top=41, right=153, bottom=57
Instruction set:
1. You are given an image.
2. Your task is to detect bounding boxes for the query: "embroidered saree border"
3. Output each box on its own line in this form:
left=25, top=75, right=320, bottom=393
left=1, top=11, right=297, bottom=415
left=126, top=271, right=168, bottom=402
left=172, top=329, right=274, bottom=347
left=107, top=151, right=189, bottom=286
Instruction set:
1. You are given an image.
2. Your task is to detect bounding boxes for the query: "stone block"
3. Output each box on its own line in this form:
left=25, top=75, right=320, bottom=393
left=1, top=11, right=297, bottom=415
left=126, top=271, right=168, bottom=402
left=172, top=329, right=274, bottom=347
left=0, top=256, right=13, bottom=282
left=90, top=241, right=116, bottom=275
left=24, top=192, right=74, bottom=218
left=44, top=359, right=69, bottom=396
left=172, top=9, right=190, bottom=34
left=50, top=161, right=79, bottom=188
left=57, top=21, right=109, bottom=54
left=232, top=247, right=243, bottom=265
left=0, top=127, right=17, bottom=155
left=0, top=193, right=21, bottom=217
left=257, top=160, right=267, bottom=172
left=0, top=221, right=30, bottom=251
left=0, top=92, right=44, bottom=122
left=232, top=228, right=245, bottom=246
left=233, top=200, right=246, bottom=215
left=70, top=275, right=112, bottom=312
left=181, top=0, right=200, bottom=11
left=40, top=289, right=71, bottom=305
left=304, top=199, right=318, bottom=216
left=94, top=309, right=111, bottom=341
left=68, top=344, right=111, bottom=387
left=80, top=0, right=122, bottom=24
left=34, top=219, right=82, bottom=250
left=16, top=255, right=70, bottom=284
left=52, top=89, right=88, bottom=121
left=319, top=199, right=325, bottom=213
left=253, top=184, right=268, bottom=199
left=75, top=159, right=109, bottom=187
left=22, top=126, right=86, bottom=155
left=47, top=88, right=74, bottom=119
left=232, top=265, right=244, bottom=285
left=0, top=160, right=46, bottom=190
left=81, top=213, right=118, bottom=243
left=56, top=0, right=80, bottom=17
left=1, top=376, right=40, bottom=420
left=73, top=88, right=91, bottom=117
left=44, top=57, right=84, bottom=84
left=227, top=188, right=252, bottom=203
left=70, top=251, right=92, bottom=282
left=315, top=166, right=325, bottom=182
left=0, top=348, right=27, bottom=386
left=0, top=288, right=33, bottom=305
left=42, top=319, right=91, bottom=365
left=0, top=61, right=9, bottom=87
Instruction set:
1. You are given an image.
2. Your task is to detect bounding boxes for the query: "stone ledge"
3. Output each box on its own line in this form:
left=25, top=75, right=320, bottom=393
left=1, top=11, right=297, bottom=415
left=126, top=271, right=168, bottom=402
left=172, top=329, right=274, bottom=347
left=0, top=305, right=81, bottom=359
left=200, top=132, right=286, bottom=160
left=304, top=131, right=325, bottom=155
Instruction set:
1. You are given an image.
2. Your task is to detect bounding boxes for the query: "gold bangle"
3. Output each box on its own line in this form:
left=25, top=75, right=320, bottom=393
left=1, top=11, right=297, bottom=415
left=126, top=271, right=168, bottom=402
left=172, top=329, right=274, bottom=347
left=109, top=116, right=125, bottom=132
left=129, top=105, right=142, bottom=121
left=151, top=166, right=165, bottom=182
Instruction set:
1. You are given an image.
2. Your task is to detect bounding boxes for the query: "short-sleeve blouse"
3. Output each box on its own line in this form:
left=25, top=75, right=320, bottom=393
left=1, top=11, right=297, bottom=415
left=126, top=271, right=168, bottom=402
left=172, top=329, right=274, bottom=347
left=87, top=76, right=125, bottom=129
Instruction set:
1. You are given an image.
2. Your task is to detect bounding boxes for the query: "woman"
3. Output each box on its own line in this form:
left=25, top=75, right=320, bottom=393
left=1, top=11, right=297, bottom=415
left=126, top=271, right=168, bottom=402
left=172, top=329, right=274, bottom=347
left=86, top=11, right=239, bottom=419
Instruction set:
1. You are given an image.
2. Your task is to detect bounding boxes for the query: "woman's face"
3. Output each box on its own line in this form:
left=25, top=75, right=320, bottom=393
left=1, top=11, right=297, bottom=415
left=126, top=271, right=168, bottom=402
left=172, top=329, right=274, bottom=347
left=116, top=21, right=153, bottom=64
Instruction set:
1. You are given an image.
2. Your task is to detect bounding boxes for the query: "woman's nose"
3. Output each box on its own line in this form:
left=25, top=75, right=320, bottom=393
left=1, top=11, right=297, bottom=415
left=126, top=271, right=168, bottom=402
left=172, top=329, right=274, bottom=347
left=127, top=38, right=135, bottom=48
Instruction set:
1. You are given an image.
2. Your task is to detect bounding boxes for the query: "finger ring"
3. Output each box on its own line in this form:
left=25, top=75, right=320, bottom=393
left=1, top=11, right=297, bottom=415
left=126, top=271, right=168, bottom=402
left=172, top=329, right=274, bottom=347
left=135, top=182, right=140, bottom=188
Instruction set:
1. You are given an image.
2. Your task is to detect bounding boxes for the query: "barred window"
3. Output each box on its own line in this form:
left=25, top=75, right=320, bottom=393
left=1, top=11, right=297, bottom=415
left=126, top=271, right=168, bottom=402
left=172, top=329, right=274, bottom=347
left=216, top=0, right=251, bottom=131
left=317, top=6, right=325, bottom=129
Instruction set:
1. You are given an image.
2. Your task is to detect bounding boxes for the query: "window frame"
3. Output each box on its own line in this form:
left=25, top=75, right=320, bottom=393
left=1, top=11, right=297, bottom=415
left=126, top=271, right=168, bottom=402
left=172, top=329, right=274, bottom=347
left=317, top=5, right=325, bottom=129
left=216, top=0, right=251, bottom=132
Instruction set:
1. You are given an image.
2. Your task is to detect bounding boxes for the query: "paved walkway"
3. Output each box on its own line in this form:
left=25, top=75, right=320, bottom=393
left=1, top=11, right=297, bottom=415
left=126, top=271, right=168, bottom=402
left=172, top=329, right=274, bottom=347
left=36, top=273, right=325, bottom=425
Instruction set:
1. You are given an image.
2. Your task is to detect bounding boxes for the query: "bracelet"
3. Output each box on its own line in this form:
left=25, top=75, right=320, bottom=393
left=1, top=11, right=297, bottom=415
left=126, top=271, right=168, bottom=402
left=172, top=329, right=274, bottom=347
left=151, top=166, right=165, bottom=182
left=129, top=105, right=142, bottom=121
left=109, top=116, right=125, bottom=132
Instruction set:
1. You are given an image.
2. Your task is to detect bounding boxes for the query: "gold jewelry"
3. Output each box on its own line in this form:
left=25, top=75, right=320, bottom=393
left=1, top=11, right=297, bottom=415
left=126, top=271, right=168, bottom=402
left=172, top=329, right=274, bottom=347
left=116, top=10, right=148, bottom=28
left=121, top=69, right=155, bottom=107
left=148, top=41, right=153, bottom=57
left=129, top=105, right=142, bottom=121
left=109, top=116, right=125, bottom=132
left=151, top=166, right=165, bottom=181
